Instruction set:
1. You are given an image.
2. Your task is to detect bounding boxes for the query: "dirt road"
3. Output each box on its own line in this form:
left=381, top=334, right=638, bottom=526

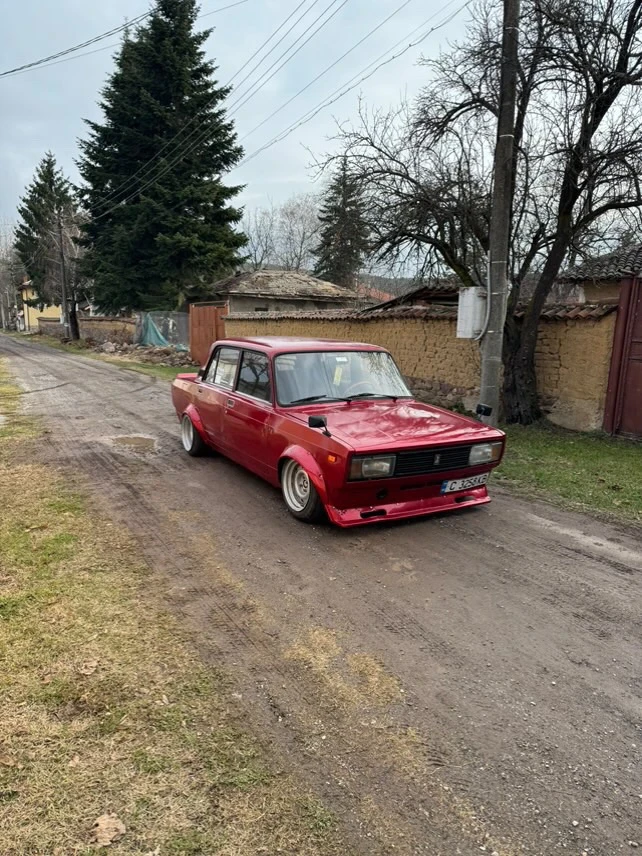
left=2, top=334, right=640, bottom=856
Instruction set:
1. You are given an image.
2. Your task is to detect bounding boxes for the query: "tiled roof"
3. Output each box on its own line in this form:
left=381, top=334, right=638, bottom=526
left=211, top=269, right=355, bottom=301
left=227, top=302, right=617, bottom=323
left=559, top=244, right=642, bottom=282
left=515, top=302, right=618, bottom=320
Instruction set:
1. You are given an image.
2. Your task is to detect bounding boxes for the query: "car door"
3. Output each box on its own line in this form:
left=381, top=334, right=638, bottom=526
left=195, top=346, right=240, bottom=451
left=223, top=349, right=276, bottom=481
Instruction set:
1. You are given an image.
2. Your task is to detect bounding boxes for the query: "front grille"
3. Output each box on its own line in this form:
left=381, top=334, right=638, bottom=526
left=394, top=444, right=473, bottom=477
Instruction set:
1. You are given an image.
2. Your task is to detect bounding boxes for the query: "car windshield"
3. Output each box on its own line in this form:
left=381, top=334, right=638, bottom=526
left=274, top=350, right=412, bottom=406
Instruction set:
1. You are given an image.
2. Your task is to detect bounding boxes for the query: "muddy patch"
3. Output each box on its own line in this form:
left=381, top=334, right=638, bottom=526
left=110, top=435, right=157, bottom=454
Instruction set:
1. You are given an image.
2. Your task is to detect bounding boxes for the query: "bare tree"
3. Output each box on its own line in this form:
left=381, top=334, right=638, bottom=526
left=326, top=0, right=642, bottom=423
left=274, top=193, right=320, bottom=271
left=0, top=225, right=23, bottom=330
left=242, top=204, right=276, bottom=270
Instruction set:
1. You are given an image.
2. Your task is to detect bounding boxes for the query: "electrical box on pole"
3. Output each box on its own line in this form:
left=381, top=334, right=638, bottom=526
left=457, top=287, right=487, bottom=339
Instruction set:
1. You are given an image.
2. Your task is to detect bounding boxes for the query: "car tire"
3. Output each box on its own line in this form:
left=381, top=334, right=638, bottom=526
left=181, top=414, right=206, bottom=457
left=281, top=459, right=325, bottom=523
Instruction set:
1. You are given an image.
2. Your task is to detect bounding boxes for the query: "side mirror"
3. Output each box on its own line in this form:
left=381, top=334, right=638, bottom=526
left=197, top=368, right=205, bottom=380
left=308, top=415, right=331, bottom=437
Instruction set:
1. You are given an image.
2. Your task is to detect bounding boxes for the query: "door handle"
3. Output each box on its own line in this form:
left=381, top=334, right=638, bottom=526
left=226, top=399, right=235, bottom=408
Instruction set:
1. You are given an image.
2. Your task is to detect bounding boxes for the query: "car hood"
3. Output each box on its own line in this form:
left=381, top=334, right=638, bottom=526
left=291, top=399, right=504, bottom=451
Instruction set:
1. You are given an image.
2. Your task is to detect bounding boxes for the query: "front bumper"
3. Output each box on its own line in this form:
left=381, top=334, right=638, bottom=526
left=325, top=484, right=490, bottom=527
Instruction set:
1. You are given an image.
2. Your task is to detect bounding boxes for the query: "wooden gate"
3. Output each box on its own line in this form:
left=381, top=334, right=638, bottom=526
left=189, top=302, right=227, bottom=367
left=605, top=279, right=642, bottom=439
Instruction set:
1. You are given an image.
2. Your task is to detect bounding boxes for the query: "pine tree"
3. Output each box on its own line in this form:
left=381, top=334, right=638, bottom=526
left=15, top=152, right=73, bottom=306
left=313, top=158, right=370, bottom=290
left=77, top=0, right=246, bottom=314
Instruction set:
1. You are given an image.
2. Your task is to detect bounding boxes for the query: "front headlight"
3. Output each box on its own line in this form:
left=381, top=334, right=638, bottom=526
left=468, top=442, right=503, bottom=466
left=349, top=455, right=396, bottom=480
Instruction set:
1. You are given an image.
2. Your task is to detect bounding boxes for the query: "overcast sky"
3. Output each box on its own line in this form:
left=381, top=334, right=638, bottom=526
left=0, top=0, right=471, bottom=223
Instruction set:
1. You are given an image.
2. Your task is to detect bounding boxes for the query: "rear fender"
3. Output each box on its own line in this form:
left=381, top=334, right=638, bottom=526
left=279, top=446, right=329, bottom=505
left=183, top=403, right=208, bottom=443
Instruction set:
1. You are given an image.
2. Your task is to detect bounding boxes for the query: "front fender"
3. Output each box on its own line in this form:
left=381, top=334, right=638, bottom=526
left=280, top=446, right=329, bottom=505
left=183, top=403, right=208, bottom=443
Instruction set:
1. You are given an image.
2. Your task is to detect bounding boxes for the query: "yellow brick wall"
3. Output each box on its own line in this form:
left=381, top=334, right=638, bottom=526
left=537, top=315, right=616, bottom=431
left=226, top=313, right=616, bottom=431
left=227, top=317, right=481, bottom=409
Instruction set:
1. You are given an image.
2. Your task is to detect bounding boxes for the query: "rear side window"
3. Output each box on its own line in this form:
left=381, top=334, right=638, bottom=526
left=213, top=347, right=240, bottom=389
left=236, top=351, right=271, bottom=402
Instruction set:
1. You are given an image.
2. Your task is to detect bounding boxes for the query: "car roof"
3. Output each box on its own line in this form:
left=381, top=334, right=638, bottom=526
left=218, top=336, right=388, bottom=354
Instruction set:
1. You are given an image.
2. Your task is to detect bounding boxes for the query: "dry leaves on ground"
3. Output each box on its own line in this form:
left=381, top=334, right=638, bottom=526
left=90, top=814, right=126, bottom=846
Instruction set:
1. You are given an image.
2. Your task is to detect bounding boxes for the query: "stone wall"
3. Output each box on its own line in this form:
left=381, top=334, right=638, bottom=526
left=39, top=316, right=136, bottom=345
left=226, top=312, right=616, bottom=431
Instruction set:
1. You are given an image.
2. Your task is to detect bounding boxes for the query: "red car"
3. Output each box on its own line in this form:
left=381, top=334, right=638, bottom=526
left=171, top=337, right=505, bottom=527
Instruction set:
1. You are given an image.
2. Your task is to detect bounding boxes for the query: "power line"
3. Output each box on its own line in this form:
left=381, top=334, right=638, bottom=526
left=227, top=0, right=321, bottom=91
left=93, top=0, right=348, bottom=214
left=0, top=0, right=249, bottom=79
left=92, top=0, right=469, bottom=222
left=0, top=9, right=152, bottom=78
left=240, top=0, right=417, bottom=140
left=226, top=0, right=347, bottom=114
left=237, top=0, right=470, bottom=167
left=92, top=0, right=318, bottom=210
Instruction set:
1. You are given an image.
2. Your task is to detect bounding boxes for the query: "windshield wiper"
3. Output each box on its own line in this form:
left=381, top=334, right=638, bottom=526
left=289, top=394, right=344, bottom=405
left=344, top=392, right=401, bottom=401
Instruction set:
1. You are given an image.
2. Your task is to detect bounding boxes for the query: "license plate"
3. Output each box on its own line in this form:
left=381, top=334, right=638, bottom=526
left=441, top=473, right=489, bottom=494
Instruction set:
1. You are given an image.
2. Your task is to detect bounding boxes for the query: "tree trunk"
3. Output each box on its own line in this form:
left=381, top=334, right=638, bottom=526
left=502, top=313, right=541, bottom=423
left=68, top=296, right=80, bottom=341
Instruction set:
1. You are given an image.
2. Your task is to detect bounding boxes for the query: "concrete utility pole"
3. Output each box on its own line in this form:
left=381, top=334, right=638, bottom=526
left=57, top=212, right=71, bottom=339
left=479, top=0, right=520, bottom=426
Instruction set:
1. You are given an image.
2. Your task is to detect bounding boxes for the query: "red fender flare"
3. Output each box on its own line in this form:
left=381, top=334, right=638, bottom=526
left=183, top=404, right=208, bottom=444
left=279, top=446, right=329, bottom=505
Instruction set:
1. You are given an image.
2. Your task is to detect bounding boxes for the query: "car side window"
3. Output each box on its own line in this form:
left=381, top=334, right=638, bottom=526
left=203, top=350, right=219, bottom=384
left=236, top=351, right=271, bottom=402
left=213, top=347, right=240, bottom=389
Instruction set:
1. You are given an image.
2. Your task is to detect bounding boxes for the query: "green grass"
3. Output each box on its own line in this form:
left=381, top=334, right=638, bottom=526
left=499, top=421, right=642, bottom=523
left=1, top=331, right=192, bottom=381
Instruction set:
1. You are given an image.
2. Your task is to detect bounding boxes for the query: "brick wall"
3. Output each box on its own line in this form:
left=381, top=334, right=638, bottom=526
left=536, top=315, right=616, bottom=431
left=39, top=316, right=136, bottom=345
left=226, top=313, right=616, bottom=431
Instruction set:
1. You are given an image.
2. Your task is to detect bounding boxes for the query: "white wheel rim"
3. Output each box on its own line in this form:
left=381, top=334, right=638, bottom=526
left=283, top=460, right=310, bottom=512
left=181, top=416, right=194, bottom=451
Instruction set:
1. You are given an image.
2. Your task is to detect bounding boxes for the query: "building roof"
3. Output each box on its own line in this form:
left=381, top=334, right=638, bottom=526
left=211, top=269, right=355, bottom=302
left=356, top=282, right=395, bottom=303
left=364, top=280, right=460, bottom=312
left=227, top=302, right=618, bottom=323
left=559, top=244, right=642, bottom=282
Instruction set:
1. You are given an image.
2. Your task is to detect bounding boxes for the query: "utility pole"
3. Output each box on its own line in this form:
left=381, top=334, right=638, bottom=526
left=479, top=0, right=520, bottom=426
left=57, top=211, right=70, bottom=339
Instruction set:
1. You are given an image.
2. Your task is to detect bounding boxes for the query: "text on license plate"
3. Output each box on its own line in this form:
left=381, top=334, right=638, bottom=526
left=441, top=473, right=489, bottom=494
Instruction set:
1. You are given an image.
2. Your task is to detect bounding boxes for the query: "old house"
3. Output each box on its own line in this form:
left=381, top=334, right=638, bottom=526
left=19, top=281, right=60, bottom=332
left=206, top=269, right=356, bottom=314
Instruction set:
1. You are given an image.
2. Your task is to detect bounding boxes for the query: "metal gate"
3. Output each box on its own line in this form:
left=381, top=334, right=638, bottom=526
left=605, top=278, right=642, bottom=439
left=189, top=302, right=227, bottom=366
